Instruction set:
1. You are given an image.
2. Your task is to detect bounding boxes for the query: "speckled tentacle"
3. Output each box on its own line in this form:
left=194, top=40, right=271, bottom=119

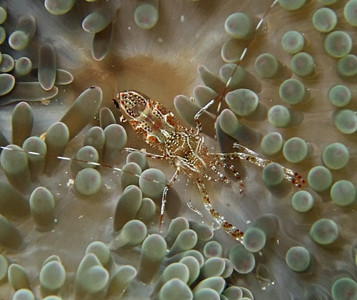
left=194, top=98, right=215, bottom=134
left=196, top=178, right=244, bottom=242
left=160, top=168, right=180, bottom=229
left=213, top=158, right=244, bottom=194
left=211, top=143, right=305, bottom=188
left=125, top=147, right=166, bottom=160
left=233, top=143, right=305, bottom=188
left=202, top=159, right=228, bottom=183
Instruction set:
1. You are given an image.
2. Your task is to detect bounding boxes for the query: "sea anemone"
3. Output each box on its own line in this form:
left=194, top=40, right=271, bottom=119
left=0, top=1, right=356, bottom=299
